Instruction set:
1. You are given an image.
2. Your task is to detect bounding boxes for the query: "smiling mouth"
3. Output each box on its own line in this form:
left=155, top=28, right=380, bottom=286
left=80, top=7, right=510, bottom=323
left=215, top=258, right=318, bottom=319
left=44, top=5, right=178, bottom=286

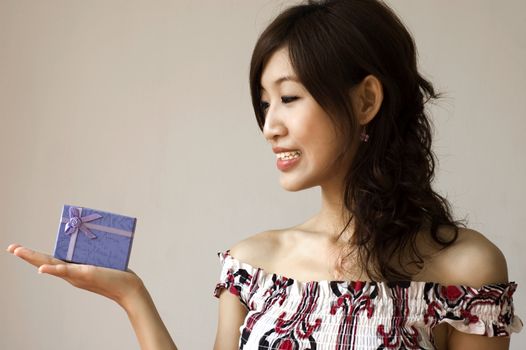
left=276, top=150, right=301, bottom=160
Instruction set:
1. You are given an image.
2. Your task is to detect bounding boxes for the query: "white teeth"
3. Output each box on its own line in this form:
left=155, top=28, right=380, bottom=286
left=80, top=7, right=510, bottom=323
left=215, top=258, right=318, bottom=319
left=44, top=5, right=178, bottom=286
left=276, top=150, right=301, bottom=160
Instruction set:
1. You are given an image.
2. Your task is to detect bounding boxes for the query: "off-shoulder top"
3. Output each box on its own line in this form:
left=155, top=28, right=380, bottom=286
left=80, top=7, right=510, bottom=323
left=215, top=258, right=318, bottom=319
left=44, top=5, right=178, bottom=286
left=213, top=250, right=523, bottom=350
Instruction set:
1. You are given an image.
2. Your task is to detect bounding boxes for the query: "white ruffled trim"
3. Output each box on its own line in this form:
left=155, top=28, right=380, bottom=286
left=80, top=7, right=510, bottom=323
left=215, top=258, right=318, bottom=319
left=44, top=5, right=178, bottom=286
left=440, top=314, right=523, bottom=336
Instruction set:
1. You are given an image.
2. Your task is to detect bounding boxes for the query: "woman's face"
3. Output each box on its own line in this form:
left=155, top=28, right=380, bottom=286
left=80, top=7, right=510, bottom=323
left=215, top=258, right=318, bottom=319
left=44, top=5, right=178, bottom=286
left=260, top=47, right=350, bottom=192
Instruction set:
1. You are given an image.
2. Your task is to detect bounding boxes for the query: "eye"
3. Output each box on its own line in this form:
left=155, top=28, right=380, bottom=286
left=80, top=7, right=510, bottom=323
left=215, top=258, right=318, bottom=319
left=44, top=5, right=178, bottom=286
left=281, top=96, right=298, bottom=103
left=260, top=101, right=270, bottom=111
left=260, top=96, right=299, bottom=112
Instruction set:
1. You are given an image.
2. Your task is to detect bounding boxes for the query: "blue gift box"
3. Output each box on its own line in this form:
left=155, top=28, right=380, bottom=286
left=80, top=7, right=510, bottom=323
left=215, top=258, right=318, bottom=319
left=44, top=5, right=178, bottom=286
left=53, top=205, right=136, bottom=271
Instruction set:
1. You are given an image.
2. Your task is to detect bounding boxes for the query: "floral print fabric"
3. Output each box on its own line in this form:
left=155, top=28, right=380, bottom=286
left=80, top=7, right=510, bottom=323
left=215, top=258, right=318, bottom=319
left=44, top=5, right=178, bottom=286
left=213, top=250, right=523, bottom=349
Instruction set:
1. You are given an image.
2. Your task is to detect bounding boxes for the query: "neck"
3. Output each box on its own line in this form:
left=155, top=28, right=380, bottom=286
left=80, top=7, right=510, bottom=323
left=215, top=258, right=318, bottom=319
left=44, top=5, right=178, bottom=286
left=304, top=180, right=355, bottom=243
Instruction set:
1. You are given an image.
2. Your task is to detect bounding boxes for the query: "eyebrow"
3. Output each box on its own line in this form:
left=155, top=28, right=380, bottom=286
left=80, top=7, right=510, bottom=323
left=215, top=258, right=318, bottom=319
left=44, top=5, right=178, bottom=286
left=260, top=75, right=300, bottom=91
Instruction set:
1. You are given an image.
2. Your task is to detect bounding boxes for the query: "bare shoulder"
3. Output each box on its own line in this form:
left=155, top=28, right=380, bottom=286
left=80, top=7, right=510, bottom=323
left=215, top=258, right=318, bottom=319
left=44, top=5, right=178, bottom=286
left=227, top=229, right=281, bottom=268
left=427, top=227, right=509, bottom=287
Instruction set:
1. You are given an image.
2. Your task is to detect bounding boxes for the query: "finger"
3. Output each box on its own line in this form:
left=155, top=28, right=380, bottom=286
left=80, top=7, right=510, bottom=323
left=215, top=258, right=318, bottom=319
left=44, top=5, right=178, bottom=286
left=38, top=263, right=69, bottom=277
left=39, top=263, right=111, bottom=292
left=13, top=246, right=65, bottom=268
left=39, top=263, right=98, bottom=279
left=6, top=243, right=22, bottom=254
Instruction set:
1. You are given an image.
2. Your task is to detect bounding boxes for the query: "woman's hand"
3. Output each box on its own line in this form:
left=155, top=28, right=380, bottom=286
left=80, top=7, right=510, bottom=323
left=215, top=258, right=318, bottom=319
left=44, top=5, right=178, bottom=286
left=6, top=243, right=144, bottom=309
left=7, top=243, right=179, bottom=349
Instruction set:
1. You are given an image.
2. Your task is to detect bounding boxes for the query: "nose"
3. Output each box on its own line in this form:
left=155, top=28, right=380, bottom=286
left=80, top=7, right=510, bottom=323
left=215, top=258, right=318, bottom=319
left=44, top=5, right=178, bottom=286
left=262, top=105, right=287, bottom=143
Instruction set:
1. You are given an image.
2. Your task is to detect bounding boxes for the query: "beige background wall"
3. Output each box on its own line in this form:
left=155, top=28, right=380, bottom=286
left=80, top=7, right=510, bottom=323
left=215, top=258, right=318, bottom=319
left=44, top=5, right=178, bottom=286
left=1, top=0, right=524, bottom=348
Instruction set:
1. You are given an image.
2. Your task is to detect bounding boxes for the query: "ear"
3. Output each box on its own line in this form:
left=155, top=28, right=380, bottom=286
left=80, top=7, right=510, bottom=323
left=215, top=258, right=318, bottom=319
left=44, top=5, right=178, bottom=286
left=350, top=75, right=383, bottom=126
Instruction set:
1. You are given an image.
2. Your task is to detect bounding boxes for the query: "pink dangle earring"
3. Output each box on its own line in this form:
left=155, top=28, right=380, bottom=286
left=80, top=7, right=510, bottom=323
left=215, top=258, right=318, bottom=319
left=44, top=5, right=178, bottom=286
left=360, top=127, right=369, bottom=142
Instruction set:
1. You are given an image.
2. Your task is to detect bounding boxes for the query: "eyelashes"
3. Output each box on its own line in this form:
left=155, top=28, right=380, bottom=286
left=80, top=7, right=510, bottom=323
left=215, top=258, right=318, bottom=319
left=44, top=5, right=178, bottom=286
left=281, top=96, right=298, bottom=104
left=260, top=96, right=299, bottom=112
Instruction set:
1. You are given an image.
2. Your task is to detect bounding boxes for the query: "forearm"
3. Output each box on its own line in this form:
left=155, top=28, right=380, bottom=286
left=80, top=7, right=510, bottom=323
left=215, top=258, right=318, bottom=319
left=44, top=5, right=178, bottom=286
left=120, top=283, right=178, bottom=350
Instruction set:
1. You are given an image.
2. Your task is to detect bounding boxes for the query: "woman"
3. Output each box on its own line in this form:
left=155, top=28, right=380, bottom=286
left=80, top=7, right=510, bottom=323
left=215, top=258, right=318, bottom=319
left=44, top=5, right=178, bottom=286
left=6, top=0, right=523, bottom=349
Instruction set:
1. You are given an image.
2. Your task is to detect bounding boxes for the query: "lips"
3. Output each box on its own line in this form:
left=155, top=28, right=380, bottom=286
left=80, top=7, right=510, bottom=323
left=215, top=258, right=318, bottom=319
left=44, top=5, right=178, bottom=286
left=276, top=152, right=301, bottom=171
left=272, top=146, right=302, bottom=171
left=272, top=146, right=299, bottom=154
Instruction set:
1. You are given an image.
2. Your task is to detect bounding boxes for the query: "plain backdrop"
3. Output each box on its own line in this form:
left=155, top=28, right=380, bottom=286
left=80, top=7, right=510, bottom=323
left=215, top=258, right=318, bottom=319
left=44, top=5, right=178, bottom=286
left=1, top=0, right=524, bottom=348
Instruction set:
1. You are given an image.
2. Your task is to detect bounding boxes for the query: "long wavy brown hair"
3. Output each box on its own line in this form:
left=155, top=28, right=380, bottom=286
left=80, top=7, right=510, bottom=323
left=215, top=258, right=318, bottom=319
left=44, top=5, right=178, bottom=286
left=249, top=0, right=468, bottom=281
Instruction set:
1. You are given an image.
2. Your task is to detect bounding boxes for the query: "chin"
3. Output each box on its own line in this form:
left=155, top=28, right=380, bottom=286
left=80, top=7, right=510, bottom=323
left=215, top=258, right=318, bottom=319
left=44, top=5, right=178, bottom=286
left=279, top=177, right=315, bottom=192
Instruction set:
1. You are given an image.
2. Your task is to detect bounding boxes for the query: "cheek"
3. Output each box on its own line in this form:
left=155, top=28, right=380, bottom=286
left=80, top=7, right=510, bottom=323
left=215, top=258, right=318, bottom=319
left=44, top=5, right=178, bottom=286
left=289, top=116, right=312, bottom=145
left=313, top=133, right=344, bottom=170
left=293, top=102, right=341, bottom=162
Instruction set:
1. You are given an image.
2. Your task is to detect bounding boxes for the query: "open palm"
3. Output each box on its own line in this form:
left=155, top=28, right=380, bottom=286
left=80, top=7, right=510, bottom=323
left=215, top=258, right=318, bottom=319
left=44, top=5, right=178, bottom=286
left=6, top=243, right=144, bottom=308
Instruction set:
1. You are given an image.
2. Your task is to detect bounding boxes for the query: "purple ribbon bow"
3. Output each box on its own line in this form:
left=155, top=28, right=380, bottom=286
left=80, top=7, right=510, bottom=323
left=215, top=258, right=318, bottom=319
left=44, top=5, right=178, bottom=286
left=63, top=207, right=102, bottom=239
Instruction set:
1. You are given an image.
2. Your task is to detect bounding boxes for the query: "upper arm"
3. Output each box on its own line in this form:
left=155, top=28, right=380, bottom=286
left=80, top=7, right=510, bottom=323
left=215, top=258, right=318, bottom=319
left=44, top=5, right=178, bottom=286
left=213, top=234, right=272, bottom=350
left=213, top=288, right=248, bottom=350
left=436, top=229, right=511, bottom=350
left=448, top=329, right=510, bottom=350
